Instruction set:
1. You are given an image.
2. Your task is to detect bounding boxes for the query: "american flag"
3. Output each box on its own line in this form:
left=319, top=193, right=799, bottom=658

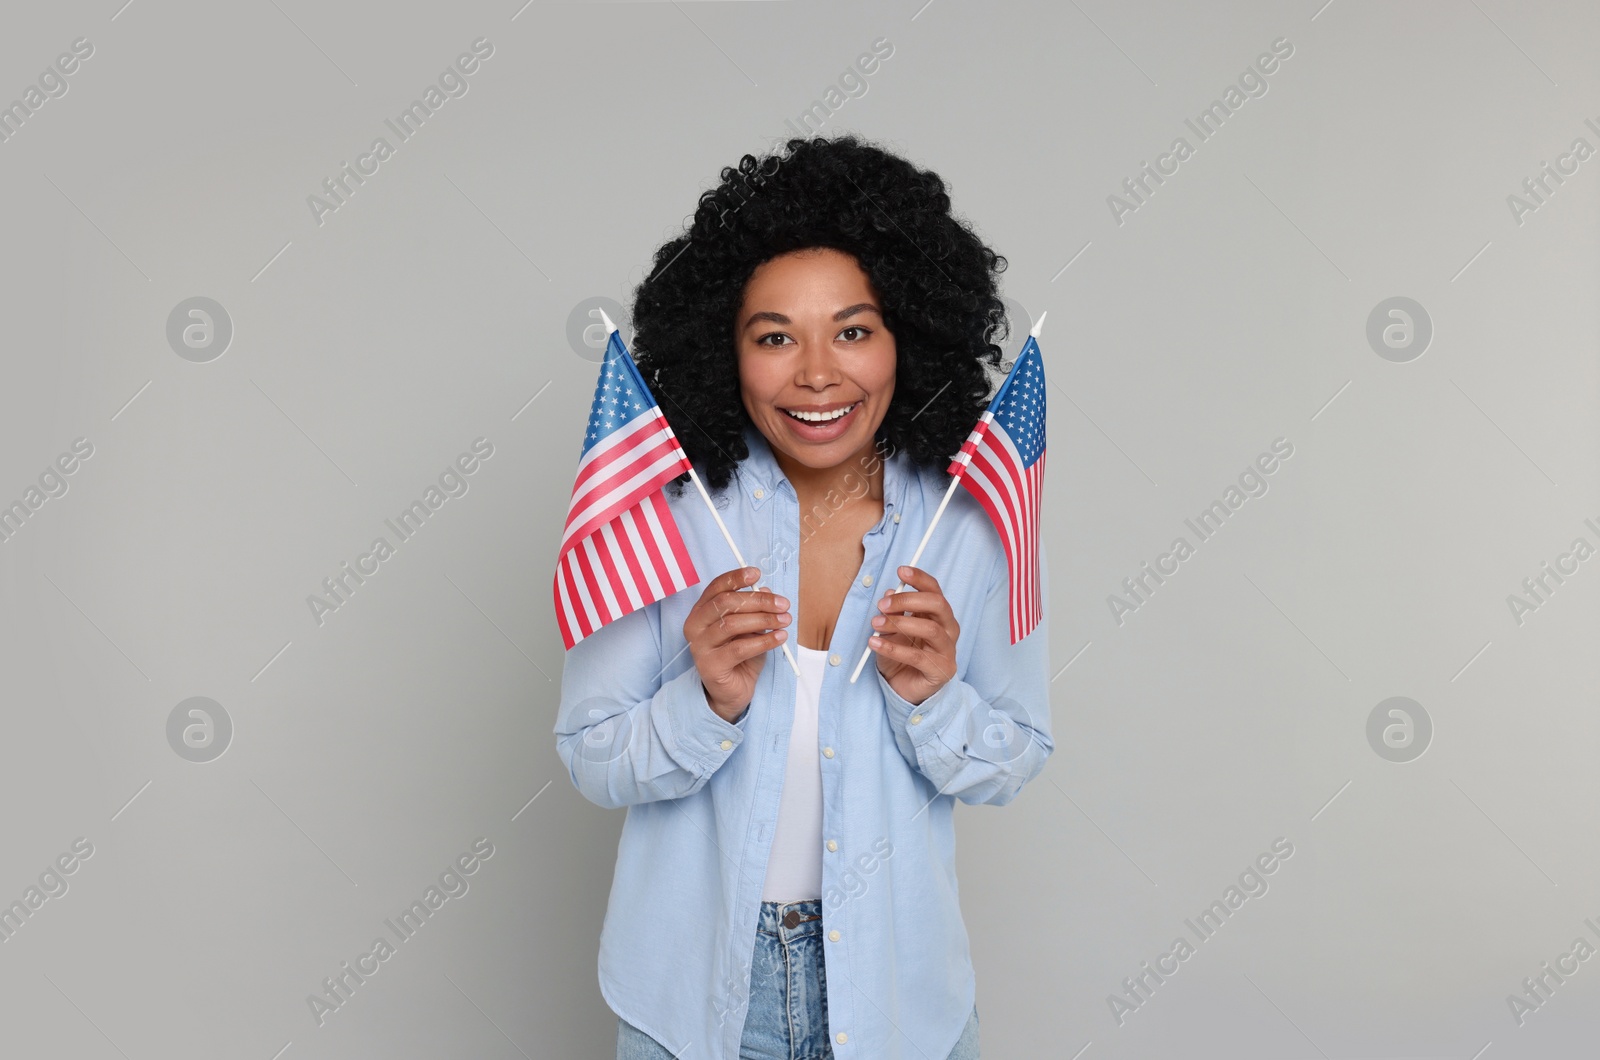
left=553, top=323, right=700, bottom=650
left=947, top=335, right=1047, bottom=644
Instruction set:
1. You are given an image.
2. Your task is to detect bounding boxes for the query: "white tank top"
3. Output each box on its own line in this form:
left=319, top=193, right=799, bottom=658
left=761, top=644, right=829, bottom=901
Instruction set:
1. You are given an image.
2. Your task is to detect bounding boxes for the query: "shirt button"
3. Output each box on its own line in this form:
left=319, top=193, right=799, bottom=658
left=909, top=714, right=922, bottom=725
left=836, top=1032, right=848, bottom=1044
left=828, top=653, right=841, bottom=666
left=720, top=739, right=733, bottom=749
left=893, top=513, right=900, bottom=523
left=861, top=574, right=873, bottom=587
left=823, top=747, right=834, bottom=759
left=828, top=929, right=841, bottom=942
left=826, top=839, right=838, bottom=852
left=753, top=488, right=764, bottom=499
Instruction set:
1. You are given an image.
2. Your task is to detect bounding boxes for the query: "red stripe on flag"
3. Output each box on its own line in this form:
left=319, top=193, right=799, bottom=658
left=592, top=521, right=635, bottom=615
left=553, top=562, right=574, bottom=651
left=581, top=534, right=623, bottom=626
left=653, top=492, right=699, bottom=588
left=613, top=509, right=653, bottom=608
left=558, top=549, right=591, bottom=648
left=568, top=415, right=659, bottom=496
left=561, top=432, right=687, bottom=550
left=959, top=423, right=1042, bottom=644
left=632, top=495, right=673, bottom=593
left=569, top=422, right=680, bottom=507
left=970, top=446, right=1023, bottom=560
left=563, top=549, right=596, bottom=645
left=639, top=490, right=691, bottom=592
left=571, top=539, right=609, bottom=635
left=555, top=488, right=702, bottom=650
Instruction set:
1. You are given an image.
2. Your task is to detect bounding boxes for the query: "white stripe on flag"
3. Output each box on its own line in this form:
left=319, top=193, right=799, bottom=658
left=564, top=411, right=660, bottom=498
left=581, top=533, right=623, bottom=627
left=966, top=426, right=1031, bottom=636
left=567, top=411, right=654, bottom=483
left=562, top=547, right=601, bottom=640
left=562, top=441, right=685, bottom=550
left=569, top=544, right=603, bottom=637
left=638, top=491, right=689, bottom=590
left=1029, top=456, right=1044, bottom=625
left=618, top=504, right=667, bottom=603
left=949, top=412, right=993, bottom=470
left=598, top=519, right=644, bottom=614
left=556, top=553, right=583, bottom=645
left=563, top=557, right=588, bottom=646
left=967, top=441, right=1025, bottom=561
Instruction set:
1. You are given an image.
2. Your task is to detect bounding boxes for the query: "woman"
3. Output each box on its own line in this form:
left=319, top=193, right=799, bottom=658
left=554, top=134, right=1053, bottom=1060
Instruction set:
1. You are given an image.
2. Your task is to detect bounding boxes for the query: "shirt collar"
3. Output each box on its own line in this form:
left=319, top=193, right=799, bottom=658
left=736, top=422, right=908, bottom=534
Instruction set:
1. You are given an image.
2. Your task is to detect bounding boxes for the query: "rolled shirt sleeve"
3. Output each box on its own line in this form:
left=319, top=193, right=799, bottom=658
left=876, top=543, right=1053, bottom=806
left=554, top=593, right=750, bottom=810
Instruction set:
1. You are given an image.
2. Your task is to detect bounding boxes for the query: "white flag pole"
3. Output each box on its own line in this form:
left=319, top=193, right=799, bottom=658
left=601, top=311, right=799, bottom=677
left=685, top=465, right=800, bottom=677
left=846, top=474, right=961, bottom=684
left=847, top=310, right=1047, bottom=685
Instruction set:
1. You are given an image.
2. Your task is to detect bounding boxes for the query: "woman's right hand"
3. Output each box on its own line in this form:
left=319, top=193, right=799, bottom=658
left=685, top=566, right=791, bottom=722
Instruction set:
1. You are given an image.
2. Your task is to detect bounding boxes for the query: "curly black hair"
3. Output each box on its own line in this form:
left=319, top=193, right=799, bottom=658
left=630, top=133, right=1010, bottom=496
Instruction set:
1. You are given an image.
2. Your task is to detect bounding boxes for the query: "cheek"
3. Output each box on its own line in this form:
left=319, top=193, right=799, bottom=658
left=734, top=359, right=760, bottom=410
left=737, top=354, right=778, bottom=401
left=739, top=385, right=765, bottom=425
left=871, top=349, right=896, bottom=399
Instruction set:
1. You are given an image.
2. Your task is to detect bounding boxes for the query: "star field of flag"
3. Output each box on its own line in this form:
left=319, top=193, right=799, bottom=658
left=582, top=329, right=653, bottom=458
left=993, top=340, right=1045, bottom=467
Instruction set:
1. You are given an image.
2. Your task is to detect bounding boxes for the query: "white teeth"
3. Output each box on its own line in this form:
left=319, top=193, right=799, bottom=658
left=785, top=403, right=856, bottom=423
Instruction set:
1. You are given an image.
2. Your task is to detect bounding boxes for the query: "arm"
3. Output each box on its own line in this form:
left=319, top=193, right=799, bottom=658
left=553, top=598, right=750, bottom=810
left=875, top=544, right=1053, bottom=806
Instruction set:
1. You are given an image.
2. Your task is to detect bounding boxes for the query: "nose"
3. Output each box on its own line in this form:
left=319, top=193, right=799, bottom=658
left=794, top=338, right=840, bottom=389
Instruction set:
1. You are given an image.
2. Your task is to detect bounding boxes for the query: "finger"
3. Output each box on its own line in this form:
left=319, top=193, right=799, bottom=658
left=691, top=566, right=759, bottom=616
left=714, top=589, right=790, bottom=618
left=702, top=610, right=790, bottom=649
left=697, top=589, right=790, bottom=644
left=714, top=627, right=787, bottom=666
left=896, top=565, right=942, bottom=594
left=876, top=618, right=947, bottom=669
left=712, top=565, right=761, bottom=593
left=871, top=612, right=952, bottom=651
left=868, top=635, right=955, bottom=683
left=687, top=569, right=785, bottom=634
left=876, top=589, right=948, bottom=620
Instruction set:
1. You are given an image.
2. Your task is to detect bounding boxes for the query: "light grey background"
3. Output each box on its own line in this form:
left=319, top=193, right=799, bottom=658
left=2, top=0, right=1596, bottom=1057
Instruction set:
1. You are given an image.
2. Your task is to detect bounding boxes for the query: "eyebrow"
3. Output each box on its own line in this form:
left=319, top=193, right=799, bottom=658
left=742, top=303, right=881, bottom=332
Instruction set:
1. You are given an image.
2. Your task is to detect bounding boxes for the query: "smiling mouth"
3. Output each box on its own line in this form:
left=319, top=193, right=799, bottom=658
left=781, top=401, right=860, bottom=424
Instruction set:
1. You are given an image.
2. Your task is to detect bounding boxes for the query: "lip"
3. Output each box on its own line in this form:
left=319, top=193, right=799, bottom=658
left=779, top=400, right=859, bottom=414
left=778, top=399, right=861, bottom=442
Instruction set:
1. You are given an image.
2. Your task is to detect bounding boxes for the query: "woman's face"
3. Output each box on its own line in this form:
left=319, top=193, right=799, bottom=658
left=736, top=247, right=897, bottom=474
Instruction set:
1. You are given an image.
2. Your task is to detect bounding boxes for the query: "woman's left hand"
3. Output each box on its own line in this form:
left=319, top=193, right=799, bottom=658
left=870, top=565, right=960, bottom=706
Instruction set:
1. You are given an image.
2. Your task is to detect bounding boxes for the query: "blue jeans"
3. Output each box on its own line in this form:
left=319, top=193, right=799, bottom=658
left=616, top=898, right=981, bottom=1059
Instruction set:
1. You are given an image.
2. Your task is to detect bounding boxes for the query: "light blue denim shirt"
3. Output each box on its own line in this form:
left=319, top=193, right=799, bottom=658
left=554, top=423, right=1053, bottom=1060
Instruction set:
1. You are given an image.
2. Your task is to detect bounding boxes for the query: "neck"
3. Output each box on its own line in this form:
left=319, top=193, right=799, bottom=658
left=771, top=434, right=886, bottom=511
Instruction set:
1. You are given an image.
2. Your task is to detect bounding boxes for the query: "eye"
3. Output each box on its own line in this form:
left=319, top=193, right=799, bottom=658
left=839, top=325, right=871, bottom=342
left=755, top=332, right=792, bottom=348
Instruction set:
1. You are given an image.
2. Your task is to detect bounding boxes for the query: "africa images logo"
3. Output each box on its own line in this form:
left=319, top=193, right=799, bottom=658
left=306, top=838, right=495, bottom=1026
left=306, top=438, right=494, bottom=626
left=307, top=38, right=495, bottom=227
